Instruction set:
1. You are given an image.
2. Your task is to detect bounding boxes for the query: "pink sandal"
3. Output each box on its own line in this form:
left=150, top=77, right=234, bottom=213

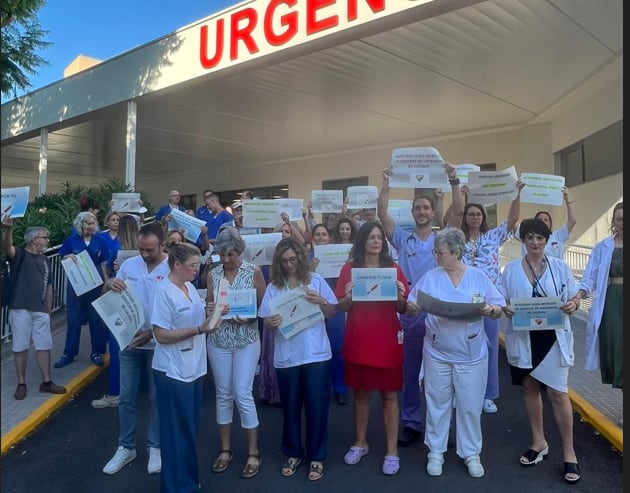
left=382, top=455, right=400, bottom=475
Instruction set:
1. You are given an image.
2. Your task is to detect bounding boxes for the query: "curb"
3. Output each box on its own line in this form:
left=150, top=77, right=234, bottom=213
left=498, top=332, right=623, bottom=454
left=0, top=355, right=109, bottom=456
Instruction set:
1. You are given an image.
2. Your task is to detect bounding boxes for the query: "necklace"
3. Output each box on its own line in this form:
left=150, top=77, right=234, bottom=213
left=525, top=255, right=546, bottom=274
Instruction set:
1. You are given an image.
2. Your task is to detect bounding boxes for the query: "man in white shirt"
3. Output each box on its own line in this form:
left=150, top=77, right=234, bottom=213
left=101, top=223, right=170, bottom=476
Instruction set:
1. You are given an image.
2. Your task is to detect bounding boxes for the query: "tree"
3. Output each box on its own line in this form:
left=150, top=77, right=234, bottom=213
left=1, top=0, right=51, bottom=99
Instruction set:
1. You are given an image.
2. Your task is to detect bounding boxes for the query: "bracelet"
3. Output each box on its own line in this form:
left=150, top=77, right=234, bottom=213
left=448, top=177, right=460, bottom=186
left=196, top=325, right=202, bottom=335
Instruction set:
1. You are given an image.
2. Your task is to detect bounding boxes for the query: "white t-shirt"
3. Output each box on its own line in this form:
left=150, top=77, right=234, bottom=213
left=258, top=273, right=336, bottom=369
left=151, top=279, right=207, bottom=382
left=117, top=255, right=170, bottom=350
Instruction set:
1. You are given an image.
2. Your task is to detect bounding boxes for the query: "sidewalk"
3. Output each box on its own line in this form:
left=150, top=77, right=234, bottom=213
left=0, top=309, right=623, bottom=455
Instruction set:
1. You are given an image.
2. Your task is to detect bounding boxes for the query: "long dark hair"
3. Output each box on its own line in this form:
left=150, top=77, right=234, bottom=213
left=332, top=217, right=357, bottom=244
left=461, top=203, right=489, bottom=239
left=349, top=221, right=394, bottom=268
left=269, top=238, right=312, bottom=288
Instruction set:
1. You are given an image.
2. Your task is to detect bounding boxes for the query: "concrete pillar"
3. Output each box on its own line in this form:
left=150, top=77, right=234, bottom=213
left=125, top=100, right=137, bottom=188
left=38, top=128, right=48, bottom=195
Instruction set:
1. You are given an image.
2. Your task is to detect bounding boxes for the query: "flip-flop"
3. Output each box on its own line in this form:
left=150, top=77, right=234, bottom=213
left=281, top=457, right=302, bottom=477
left=308, top=461, right=324, bottom=481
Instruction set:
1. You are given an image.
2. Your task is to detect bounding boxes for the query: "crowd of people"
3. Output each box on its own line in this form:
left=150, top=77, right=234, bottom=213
left=2, top=169, right=623, bottom=491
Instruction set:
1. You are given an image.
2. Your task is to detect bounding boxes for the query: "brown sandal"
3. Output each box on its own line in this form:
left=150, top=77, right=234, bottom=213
left=212, top=450, right=233, bottom=473
left=241, top=453, right=261, bottom=479
left=308, top=461, right=324, bottom=481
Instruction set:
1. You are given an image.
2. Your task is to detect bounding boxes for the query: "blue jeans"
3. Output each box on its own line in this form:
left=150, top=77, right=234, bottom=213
left=154, top=370, right=203, bottom=493
left=276, top=360, right=331, bottom=461
left=63, top=285, right=108, bottom=358
left=118, top=348, right=159, bottom=449
left=400, top=312, right=426, bottom=432
left=107, top=333, right=120, bottom=397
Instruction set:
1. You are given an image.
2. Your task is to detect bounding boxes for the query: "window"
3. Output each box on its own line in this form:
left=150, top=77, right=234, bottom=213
left=555, top=120, right=622, bottom=186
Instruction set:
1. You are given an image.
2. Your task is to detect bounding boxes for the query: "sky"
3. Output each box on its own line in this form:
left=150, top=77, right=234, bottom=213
left=4, top=0, right=237, bottom=102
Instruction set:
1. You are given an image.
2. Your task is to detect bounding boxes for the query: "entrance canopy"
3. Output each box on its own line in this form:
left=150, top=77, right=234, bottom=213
left=0, top=0, right=623, bottom=190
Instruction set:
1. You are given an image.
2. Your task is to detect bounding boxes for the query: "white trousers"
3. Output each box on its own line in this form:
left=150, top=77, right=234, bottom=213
left=207, top=339, right=261, bottom=429
left=423, top=355, right=487, bottom=459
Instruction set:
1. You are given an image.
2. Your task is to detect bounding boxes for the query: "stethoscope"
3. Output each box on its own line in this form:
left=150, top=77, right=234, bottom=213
left=406, top=233, right=417, bottom=258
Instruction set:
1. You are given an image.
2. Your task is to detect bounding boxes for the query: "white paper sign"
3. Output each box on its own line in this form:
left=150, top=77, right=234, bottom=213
left=438, top=164, right=481, bottom=193
left=511, top=296, right=564, bottom=330
left=269, top=286, right=324, bottom=339
left=466, top=166, right=519, bottom=205
left=351, top=267, right=398, bottom=301
left=389, top=147, right=445, bottom=189
left=346, top=186, right=378, bottom=210
left=91, top=284, right=145, bottom=350
left=313, top=243, right=352, bottom=278
left=61, top=250, right=104, bottom=296
left=222, top=288, right=258, bottom=319
left=111, top=193, right=143, bottom=212
left=242, top=200, right=285, bottom=228
left=388, top=199, right=415, bottom=232
left=209, top=277, right=229, bottom=329
left=1, top=186, right=30, bottom=220
left=241, top=232, right=282, bottom=266
left=278, top=198, right=304, bottom=222
left=311, top=190, right=343, bottom=213
left=519, top=173, right=565, bottom=206
left=168, top=208, right=206, bottom=242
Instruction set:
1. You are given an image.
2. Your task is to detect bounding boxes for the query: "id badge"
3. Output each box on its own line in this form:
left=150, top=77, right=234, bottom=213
left=397, top=330, right=404, bottom=344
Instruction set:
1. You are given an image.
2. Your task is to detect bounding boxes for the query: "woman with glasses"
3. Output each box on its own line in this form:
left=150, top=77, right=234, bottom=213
left=335, top=221, right=409, bottom=476
left=453, top=181, right=525, bottom=415
left=151, top=241, right=220, bottom=492
left=258, top=238, right=338, bottom=481
left=205, top=227, right=267, bottom=479
left=497, top=218, right=581, bottom=483
left=55, top=211, right=111, bottom=369
left=407, top=227, right=504, bottom=479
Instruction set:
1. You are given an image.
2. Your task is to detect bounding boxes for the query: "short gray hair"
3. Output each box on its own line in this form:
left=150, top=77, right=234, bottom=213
left=73, top=211, right=96, bottom=234
left=214, top=227, right=245, bottom=255
left=24, top=227, right=49, bottom=244
left=434, top=227, right=466, bottom=260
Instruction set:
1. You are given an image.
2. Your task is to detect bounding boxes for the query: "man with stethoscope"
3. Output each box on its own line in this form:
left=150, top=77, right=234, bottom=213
left=377, top=162, right=463, bottom=447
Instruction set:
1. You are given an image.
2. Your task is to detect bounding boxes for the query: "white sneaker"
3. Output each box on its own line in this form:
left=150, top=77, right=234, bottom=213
left=92, top=394, right=120, bottom=409
left=464, top=455, right=485, bottom=478
left=483, top=399, right=498, bottom=414
left=147, top=447, right=162, bottom=474
left=426, top=452, right=444, bottom=476
left=103, top=446, right=137, bottom=474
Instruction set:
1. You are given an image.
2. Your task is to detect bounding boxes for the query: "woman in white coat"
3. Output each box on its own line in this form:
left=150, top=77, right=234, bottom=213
left=572, top=202, right=623, bottom=388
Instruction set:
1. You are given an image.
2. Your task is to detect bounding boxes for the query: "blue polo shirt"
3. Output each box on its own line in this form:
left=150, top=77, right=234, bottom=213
left=195, top=207, right=233, bottom=241
left=155, top=203, right=186, bottom=221
left=59, top=233, right=110, bottom=282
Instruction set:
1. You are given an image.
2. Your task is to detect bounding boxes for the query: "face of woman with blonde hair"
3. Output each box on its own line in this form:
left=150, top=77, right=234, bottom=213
left=280, top=223, right=292, bottom=239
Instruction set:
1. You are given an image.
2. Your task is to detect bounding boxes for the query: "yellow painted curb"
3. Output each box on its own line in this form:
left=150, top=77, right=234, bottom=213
left=1, top=355, right=109, bottom=456
left=498, top=332, right=623, bottom=453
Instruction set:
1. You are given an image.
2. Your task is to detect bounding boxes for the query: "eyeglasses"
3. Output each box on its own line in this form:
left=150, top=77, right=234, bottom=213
left=280, top=256, right=298, bottom=265
left=432, top=249, right=451, bottom=257
left=466, top=212, right=483, bottom=218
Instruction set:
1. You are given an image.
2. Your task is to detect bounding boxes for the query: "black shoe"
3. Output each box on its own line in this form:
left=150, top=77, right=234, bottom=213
left=397, top=426, right=422, bottom=446
left=334, top=392, right=348, bottom=405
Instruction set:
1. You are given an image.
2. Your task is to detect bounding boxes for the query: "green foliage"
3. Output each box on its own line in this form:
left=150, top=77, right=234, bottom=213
left=8, top=179, right=155, bottom=247
left=1, top=0, right=51, bottom=98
